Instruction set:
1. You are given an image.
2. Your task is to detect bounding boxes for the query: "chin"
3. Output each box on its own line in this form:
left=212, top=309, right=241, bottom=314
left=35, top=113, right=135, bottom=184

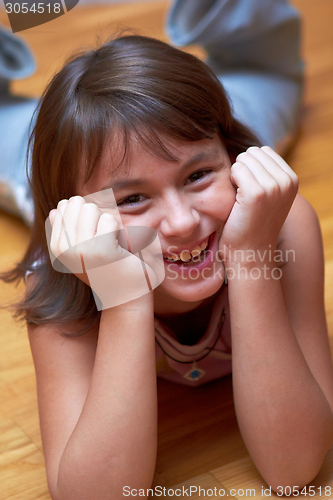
left=159, top=263, right=226, bottom=303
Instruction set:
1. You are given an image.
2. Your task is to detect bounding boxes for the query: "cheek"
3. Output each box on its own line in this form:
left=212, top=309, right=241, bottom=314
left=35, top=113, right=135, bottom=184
left=201, top=179, right=236, bottom=219
left=216, top=192, right=236, bottom=220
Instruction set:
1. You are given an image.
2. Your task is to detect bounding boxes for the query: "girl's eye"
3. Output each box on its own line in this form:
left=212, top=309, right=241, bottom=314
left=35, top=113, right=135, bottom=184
left=118, top=194, right=146, bottom=206
left=186, top=170, right=212, bottom=184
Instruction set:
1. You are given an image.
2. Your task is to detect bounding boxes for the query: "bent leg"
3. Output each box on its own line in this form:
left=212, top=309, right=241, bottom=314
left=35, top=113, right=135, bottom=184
left=0, top=25, right=37, bottom=225
left=166, top=0, right=304, bottom=151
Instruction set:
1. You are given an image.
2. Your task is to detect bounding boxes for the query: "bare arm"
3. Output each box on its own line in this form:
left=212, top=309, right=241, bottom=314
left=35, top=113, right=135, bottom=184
left=221, top=148, right=333, bottom=489
left=29, top=291, right=157, bottom=500
left=30, top=196, right=160, bottom=499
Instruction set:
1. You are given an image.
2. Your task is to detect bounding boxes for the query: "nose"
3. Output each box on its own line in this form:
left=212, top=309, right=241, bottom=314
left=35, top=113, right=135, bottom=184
left=159, top=192, right=200, bottom=238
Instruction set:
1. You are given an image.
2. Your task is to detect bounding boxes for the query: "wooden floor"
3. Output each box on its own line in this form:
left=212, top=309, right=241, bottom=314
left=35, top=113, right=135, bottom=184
left=1, top=1, right=333, bottom=498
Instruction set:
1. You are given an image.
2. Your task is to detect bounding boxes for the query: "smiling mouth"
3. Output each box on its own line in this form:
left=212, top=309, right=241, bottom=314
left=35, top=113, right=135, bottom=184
left=163, top=237, right=210, bottom=263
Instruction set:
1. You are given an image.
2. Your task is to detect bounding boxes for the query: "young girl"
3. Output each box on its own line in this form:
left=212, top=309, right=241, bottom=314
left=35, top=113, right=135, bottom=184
left=3, top=1, right=333, bottom=498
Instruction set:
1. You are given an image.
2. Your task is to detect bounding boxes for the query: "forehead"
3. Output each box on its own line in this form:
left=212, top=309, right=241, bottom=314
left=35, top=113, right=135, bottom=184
left=79, top=132, right=227, bottom=195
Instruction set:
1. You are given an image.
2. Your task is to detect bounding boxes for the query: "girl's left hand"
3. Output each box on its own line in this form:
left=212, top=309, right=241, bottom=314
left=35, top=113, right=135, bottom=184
left=219, top=146, right=298, bottom=264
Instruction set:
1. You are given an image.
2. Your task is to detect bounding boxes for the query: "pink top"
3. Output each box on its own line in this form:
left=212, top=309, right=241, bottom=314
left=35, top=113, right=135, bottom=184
left=154, top=285, right=232, bottom=386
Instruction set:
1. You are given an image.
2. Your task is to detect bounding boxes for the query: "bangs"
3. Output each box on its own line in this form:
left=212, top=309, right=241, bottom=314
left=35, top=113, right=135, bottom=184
left=78, top=92, right=218, bottom=185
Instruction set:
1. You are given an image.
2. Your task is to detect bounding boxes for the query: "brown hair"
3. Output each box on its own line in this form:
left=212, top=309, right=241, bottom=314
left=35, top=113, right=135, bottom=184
left=2, top=34, right=260, bottom=335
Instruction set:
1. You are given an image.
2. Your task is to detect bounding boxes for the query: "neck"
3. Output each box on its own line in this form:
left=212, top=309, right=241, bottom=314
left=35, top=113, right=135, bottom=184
left=154, top=288, right=221, bottom=319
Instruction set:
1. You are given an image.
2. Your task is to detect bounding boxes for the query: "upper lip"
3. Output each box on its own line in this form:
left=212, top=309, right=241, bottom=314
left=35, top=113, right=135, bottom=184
left=162, top=234, right=212, bottom=258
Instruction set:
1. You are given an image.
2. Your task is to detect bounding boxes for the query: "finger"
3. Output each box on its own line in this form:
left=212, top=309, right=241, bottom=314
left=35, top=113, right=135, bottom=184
left=260, top=146, right=294, bottom=173
left=60, top=196, right=85, bottom=247
left=81, top=214, right=126, bottom=270
left=248, top=146, right=299, bottom=193
left=230, top=161, right=266, bottom=201
left=261, top=146, right=299, bottom=186
left=236, top=150, right=280, bottom=190
left=95, top=212, right=119, bottom=237
left=95, top=212, right=122, bottom=256
left=76, top=203, right=101, bottom=244
left=248, top=146, right=298, bottom=183
left=50, top=199, right=69, bottom=256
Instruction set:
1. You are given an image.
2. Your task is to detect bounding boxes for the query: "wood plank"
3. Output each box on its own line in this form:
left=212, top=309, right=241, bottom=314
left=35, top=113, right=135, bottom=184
left=154, top=376, right=247, bottom=487
left=172, top=473, right=230, bottom=500
left=0, top=419, right=51, bottom=500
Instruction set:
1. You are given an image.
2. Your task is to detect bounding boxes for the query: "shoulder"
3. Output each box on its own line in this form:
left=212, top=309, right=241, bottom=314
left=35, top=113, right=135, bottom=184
left=278, top=193, right=324, bottom=279
left=282, top=193, right=320, bottom=234
left=279, top=193, right=323, bottom=261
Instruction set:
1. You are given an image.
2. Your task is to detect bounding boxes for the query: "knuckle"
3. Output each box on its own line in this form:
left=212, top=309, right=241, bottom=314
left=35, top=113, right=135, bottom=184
left=57, top=199, right=68, bottom=210
left=236, top=151, right=249, bottom=162
left=83, top=202, right=99, bottom=214
left=251, top=186, right=266, bottom=202
left=268, top=180, right=280, bottom=195
left=100, top=211, right=113, bottom=221
left=282, top=177, right=293, bottom=192
left=292, top=172, right=299, bottom=187
left=247, top=146, right=260, bottom=154
left=232, top=160, right=246, bottom=172
left=261, top=145, right=272, bottom=153
left=69, top=195, right=84, bottom=206
left=281, top=173, right=298, bottom=194
left=104, top=212, right=118, bottom=227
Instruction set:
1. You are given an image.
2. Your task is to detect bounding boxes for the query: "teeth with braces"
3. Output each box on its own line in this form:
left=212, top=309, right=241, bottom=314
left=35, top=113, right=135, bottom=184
left=164, top=239, right=209, bottom=262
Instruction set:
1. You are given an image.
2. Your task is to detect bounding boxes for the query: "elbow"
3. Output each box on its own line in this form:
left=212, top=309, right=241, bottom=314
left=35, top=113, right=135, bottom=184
left=265, top=469, right=320, bottom=494
left=47, top=458, right=155, bottom=500
left=257, top=417, right=333, bottom=493
left=49, top=474, right=154, bottom=500
left=260, top=453, right=328, bottom=494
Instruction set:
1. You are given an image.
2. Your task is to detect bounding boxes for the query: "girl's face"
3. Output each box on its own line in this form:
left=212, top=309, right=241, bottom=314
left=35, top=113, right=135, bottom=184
left=80, top=134, right=236, bottom=315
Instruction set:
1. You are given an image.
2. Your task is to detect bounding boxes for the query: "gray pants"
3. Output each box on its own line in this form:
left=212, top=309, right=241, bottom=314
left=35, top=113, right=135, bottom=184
left=167, top=0, right=304, bottom=150
left=0, top=25, right=37, bottom=224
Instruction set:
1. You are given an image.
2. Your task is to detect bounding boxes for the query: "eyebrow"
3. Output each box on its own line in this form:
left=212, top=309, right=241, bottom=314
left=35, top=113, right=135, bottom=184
left=102, top=150, right=222, bottom=191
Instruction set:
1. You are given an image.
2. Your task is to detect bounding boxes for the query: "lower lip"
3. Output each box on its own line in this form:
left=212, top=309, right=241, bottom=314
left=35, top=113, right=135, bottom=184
left=163, top=232, right=218, bottom=276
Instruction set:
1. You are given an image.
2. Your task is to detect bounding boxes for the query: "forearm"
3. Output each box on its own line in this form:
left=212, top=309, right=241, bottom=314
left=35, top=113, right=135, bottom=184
left=227, top=263, right=333, bottom=488
left=54, top=294, right=157, bottom=500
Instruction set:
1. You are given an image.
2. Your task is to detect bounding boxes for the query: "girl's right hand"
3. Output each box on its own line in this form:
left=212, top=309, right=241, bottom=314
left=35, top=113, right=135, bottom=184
left=47, top=196, right=165, bottom=309
left=219, top=146, right=298, bottom=265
